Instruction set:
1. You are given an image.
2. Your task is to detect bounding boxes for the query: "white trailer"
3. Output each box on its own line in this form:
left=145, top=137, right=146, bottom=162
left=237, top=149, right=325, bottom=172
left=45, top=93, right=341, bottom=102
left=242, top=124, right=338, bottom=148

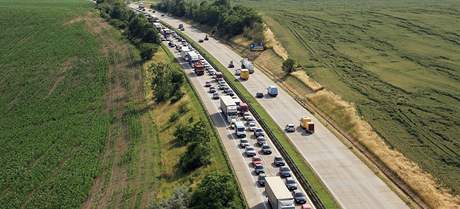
left=220, top=96, right=238, bottom=123
left=241, top=58, right=254, bottom=74
left=185, top=51, right=199, bottom=62
left=265, top=177, right=295, bottom=209
left=180, top=46, right=191, bottom=58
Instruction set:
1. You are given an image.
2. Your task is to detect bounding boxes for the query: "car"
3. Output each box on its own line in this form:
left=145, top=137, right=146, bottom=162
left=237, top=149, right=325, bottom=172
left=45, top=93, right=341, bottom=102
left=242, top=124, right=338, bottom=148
left=204, top=81, right=211, bottom=87
left=168, top=41, right=175, bottom=47
left=274, top=156, right=285, bottom=167
left=252, top=156, right=263, bottom=166
left=212, top=92, right=219, bottom=100
left=293, top=191, right=307, bottom=204
left=285, top=177, right=297, bottom=191
left=261, top=144, right=272, bottom=155
left=257, top=173, right=266, bottom=186
left=209, top=87, right=216, bottom=93
left=254, top=164, right=265, bottom=175
left=257, top=136, right=266, bottom=146
left=245, top=146, right=256, bottom=157
left=228, top=61, right=234, bottom=68
left=254, top=128, right=264, bottom=137
left=279, top=166, right=291, bottom=178
left=161, top=14, right=165, bottom=16
left=285, top=124, right=296, bottom=132
left=239, top=139, right=250, bottom=148
left=235, top=69, right=241, bottom=75
left=198, top=39, right=204, bottom=43
left=256, top=92, right=264, bottom=98
left=218, top=84, right=227, bottom=90
left=301, top=203, right=313, bottom=209
left=244, top=115, right=254, bottom=121
left=227, top=90, right=235, bottom=96
left=247, top=122, right=257, bottom=131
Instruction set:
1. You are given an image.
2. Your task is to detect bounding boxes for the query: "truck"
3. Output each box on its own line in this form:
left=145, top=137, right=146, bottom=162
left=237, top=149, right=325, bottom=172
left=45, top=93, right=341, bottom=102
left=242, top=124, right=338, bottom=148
left=185, top=51, right=199, bottom=62
left=241, top=58, right=254, bottom=74
left=220, top=96, right=238, bottom=123
left=180, top=46, right=191, bottom=58
left=265, top=177, right=295, bottom=209
left=235, top=121, right=246, bottom=138
left=240, top=69, right=249, bottom=80
left=238, top=102, right=249, bottom=113
left=300, top=117, right=315, bottom=133
left=192, top=60, right=205, bottom=76
left=267, top=85, right=278, bottom=97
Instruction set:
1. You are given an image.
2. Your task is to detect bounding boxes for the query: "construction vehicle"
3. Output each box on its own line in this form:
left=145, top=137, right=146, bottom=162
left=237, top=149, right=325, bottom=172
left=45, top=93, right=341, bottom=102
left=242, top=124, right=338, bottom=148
left=267, top=85, right=278, bottom=97
left=300, top=117, right=315, bottom=133
left=220, top=96, right=238, bottom=123
left=241, top=58, right=254, bottom=74
left=265, top=177, right=295, bottom=209
left=240, top=69, right=249, bottom=80
left=192, top=60, right=205, bottom=76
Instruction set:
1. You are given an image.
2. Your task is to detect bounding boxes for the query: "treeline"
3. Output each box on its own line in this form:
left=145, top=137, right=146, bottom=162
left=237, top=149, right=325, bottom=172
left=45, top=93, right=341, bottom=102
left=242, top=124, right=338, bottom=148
left=155, top=0, right=263, bottom=40
left=96, top=0, right=160, bottom=60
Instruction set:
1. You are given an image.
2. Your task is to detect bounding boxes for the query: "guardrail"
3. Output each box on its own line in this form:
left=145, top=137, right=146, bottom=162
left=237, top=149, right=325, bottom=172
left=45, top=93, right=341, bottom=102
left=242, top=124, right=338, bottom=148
left=158, top=21, right=328, bottom=209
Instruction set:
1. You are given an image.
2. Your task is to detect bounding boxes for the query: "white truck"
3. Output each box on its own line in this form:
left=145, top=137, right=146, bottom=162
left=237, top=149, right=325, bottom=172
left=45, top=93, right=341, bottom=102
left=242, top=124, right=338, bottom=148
left=220, top=96, right=238, bottom=123
left=241, top=58, right=254, bottom=74
left=235, top=121, right=246, bottom=138
left=265, top=177, right=295, bottom=209
left=185, top=51, right=199, bottom=62
left=180, top=46, right=191, bottom=58
left=153, top=22, right=162, bottom=29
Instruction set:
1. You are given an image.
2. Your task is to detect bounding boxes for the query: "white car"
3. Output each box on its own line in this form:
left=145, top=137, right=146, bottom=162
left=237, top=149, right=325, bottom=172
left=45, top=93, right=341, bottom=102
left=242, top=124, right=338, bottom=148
left=285, top=124, right=296, bottom=132
left=247, top=122, right=257, bottom=131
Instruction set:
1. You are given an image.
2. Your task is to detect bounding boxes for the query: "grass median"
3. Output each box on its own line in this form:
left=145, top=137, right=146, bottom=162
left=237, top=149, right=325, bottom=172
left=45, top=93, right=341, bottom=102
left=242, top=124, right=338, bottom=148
left=163, top=22, right=341, bottom=209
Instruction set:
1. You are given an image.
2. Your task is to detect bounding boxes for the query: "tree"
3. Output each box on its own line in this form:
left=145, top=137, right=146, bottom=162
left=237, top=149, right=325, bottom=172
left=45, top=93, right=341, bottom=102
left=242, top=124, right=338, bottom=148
left=190, top=172, right=237, bottom=209
left=282, top=58, right=296, bottom=73
left=179, top=143, right=211, bottom=171
left=140, top=43, right=157, bottom=61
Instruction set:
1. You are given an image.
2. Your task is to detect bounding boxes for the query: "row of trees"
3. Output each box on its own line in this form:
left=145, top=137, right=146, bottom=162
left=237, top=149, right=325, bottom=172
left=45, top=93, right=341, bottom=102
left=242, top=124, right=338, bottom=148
left=155, top=0, right=263, bottom=40
left=149, top=172, right=239, bottom=209
left=149, top=63, right=185, bottom=103
left=96, top=0, right=160, bottom=60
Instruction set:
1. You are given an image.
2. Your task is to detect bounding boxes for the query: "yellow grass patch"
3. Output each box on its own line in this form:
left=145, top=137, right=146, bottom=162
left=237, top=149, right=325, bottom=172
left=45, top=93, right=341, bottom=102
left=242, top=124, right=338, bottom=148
left=291, top=71, right=323, bottom=92
left=264, top=26, right=288, bottom=60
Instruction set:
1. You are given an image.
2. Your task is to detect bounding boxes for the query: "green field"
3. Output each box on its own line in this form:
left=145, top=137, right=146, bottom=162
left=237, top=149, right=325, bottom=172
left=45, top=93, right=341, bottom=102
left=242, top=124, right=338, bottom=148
left=0, top=0, right=110, bottom=208
left=234, top=0, right=460, bottom=195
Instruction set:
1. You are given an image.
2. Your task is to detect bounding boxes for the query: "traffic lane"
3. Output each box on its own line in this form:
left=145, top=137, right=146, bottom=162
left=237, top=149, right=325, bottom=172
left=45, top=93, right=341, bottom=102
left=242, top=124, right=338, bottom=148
left=158, top=14, right=409, bottom=209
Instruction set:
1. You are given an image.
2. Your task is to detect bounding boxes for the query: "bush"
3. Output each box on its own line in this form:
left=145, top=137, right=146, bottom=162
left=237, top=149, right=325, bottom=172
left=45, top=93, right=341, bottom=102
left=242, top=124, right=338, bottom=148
left=140, top=43, right=157, bottom=61
left=190, top=172, right=238, bottom=209
left=179, top=143, right=211, bottom=171
left=282, top=58, right=296, bottom=73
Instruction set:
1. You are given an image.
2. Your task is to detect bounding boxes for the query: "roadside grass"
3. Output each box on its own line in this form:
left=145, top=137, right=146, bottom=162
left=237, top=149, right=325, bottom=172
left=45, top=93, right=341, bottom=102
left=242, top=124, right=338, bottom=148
left=134, top=46, right=245, bottom=207
left=0, top=0, right=111, bottom=208
left=167, top=25, right=340, bottom=209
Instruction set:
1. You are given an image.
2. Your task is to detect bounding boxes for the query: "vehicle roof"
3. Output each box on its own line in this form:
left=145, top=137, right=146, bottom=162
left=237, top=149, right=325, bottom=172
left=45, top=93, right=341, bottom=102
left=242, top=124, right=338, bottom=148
left=265, top=177, right=293, bottom=199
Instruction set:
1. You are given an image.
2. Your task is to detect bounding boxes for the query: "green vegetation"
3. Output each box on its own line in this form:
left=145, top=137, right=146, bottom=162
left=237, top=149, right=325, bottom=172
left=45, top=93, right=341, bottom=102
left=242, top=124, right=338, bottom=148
left=150, top=63, right=185, bottom=102
left=155, top=0, right=263, bottom=40
left=139, top=46, right=245, bottom=208
left=233, top=0, right=460, bottom=195
left=282, top=58, right=296, bottom=73
left=97, top=0, right=160, bottom=60
left=0, top=0, right=111, bottom=208
left=190, top=172, right=239, bottom=209
left=169, top=26, right=340, bottom=209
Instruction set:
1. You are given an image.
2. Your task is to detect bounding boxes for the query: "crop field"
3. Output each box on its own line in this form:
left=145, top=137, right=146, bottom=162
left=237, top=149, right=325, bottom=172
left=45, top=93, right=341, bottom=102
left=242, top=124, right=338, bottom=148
left=0, top=0, right=112, bottom=208
left=234, top=0, right=460, bottom=195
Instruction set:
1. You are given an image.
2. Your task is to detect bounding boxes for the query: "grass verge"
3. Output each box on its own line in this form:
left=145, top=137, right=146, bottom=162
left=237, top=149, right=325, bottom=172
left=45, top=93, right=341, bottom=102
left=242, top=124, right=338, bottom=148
left=163, top=22, right=340, bottom=209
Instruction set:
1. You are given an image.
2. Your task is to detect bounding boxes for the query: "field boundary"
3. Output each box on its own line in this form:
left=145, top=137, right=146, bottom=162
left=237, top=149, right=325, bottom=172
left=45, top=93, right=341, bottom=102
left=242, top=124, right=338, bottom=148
left=161, top=21, right=339, bottom=209
left=161, top=44, right=249, bottom=209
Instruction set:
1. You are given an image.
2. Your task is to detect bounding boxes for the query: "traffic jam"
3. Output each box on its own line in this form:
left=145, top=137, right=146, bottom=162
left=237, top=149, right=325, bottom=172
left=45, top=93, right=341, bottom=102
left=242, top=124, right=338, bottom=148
left=133, top=5, right=314, bottom=209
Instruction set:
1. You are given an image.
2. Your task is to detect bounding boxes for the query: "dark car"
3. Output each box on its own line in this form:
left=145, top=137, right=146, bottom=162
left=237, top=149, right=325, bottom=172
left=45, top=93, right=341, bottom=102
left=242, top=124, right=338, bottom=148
left=254, top=128, right=264, bottom=137
left=198, top=39, right=204, bottom=43
left=227, top=90, right=235, bottom=96
left=257, top=173, right=266, bottom=186
left=261, top=144, right=272, bottom=155
left=256, top=136, right=266, bottom=146
left=204, top=81, right=211, bottom=87
left=209, top=87, right=216, bottom=93
left=254, top=164, right=265, bottom=175
left=256, top=92, right=264, bottom=98
left=212, top=92, right=219, bottom=100
left=274, top=156, right=285, bottom=167
left=285, top=177, right=298, bottom=191
left=293, top=191, right=307, bottom=204
left=239, top=139, right=250, bottom=148
left=279, top=166, right=291, bottom=178
left=168, top=41, right=175, bottom=47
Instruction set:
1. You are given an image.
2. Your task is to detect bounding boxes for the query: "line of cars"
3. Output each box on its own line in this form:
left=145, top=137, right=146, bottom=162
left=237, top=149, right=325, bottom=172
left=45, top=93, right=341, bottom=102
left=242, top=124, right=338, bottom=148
left=145, top=10, right=313, bottom=208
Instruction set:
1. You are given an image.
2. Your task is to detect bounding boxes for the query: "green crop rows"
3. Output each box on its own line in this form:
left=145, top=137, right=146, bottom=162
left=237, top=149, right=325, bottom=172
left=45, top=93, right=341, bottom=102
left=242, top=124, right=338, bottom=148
left=0, top=0, right=109, bottom=208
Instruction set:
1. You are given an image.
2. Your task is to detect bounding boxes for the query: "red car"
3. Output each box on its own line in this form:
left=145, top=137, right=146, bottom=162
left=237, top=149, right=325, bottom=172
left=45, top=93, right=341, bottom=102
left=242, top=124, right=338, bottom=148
left=301, top=203, right=313, bottom=209
left=252, top=156, right=262, bottom=166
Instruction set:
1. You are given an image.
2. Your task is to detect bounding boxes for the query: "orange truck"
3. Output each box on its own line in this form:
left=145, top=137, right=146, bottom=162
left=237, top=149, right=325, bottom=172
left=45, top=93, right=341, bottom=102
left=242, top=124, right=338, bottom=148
left=300, top=117, right=315, bottom=133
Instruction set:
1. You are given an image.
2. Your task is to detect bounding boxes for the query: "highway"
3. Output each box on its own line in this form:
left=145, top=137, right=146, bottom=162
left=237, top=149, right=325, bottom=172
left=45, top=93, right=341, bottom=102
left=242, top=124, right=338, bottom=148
left=147, top=10, right=411, bottom=209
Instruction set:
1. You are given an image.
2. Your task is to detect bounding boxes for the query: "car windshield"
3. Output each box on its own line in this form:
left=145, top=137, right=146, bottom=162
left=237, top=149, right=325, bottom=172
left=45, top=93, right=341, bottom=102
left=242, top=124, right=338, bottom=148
left=237, top=127, right=245, bottom=132
left=281, top=167, right=290, bottom=171
left=275, top=157, right=282, bottom=161
left=247, top=147, right=254, bottom=151
left=249, top=123, right=256, bottom=127
left=263, top=145, right=269, bottom=149
left=255, top=165, right=263, bottom=169
left=295, top=192, right=305, bottom=197
left=241, top=139, right=248, bottom=143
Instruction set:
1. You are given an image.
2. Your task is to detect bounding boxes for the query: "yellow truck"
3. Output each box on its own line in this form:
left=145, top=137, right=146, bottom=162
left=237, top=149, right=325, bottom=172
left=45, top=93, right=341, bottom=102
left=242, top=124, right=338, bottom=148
left=240, top=69, right=249, bottom=80
left=300, top=117, right=315, bottom=133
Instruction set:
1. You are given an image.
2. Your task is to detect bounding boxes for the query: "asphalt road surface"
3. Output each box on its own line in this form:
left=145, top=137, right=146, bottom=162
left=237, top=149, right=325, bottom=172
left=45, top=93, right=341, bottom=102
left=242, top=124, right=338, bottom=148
left=130, top=4, right=410, bottom=209
left=161, top=31, right=311, bottom=209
